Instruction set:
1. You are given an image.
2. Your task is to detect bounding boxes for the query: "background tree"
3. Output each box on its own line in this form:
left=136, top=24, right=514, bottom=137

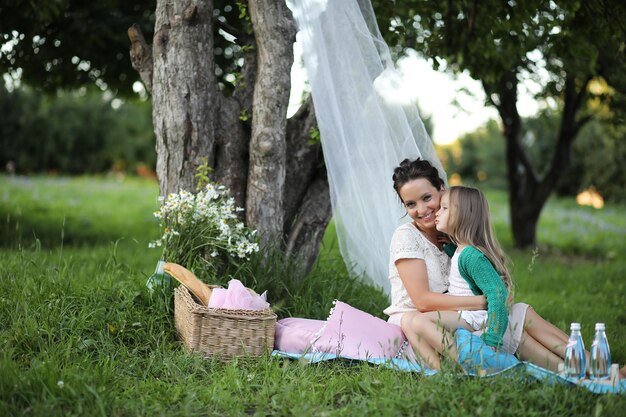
left=4, top=0, right=625, bottom=258
left=1, top=1, right=330, bottom=272
left=441, top=110, right=626, bottom=204
left=0, top=86, right=155, bottom=174
left=378, top=0, right=626, bottom=247
left=523, top=107, right=626, bottom=203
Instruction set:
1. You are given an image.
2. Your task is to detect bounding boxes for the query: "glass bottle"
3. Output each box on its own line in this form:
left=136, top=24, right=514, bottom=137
left=589, top=323, right=611, bottom=380
left=564, top=322, right=586, bottom=379
left=146, top=260, right=172, bottom=295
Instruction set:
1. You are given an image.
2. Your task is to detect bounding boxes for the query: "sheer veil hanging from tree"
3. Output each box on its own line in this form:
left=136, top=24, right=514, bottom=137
left=288, top=0, right=446, bottom=295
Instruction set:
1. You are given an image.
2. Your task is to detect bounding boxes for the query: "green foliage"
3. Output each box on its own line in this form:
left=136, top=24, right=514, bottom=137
left=238, top=109, right=249, bottom=122
left=194, top=157, right=212, bottom=191
left=524, top=108, right=626, bottom=203
left=441, top=119, right=507, bottom=189
left=0, top=85, right=155, bottom=175
left=1, top=176, right=626, bottom=415
left=561, top=120, right=626, bottom=203
left=378, top=1, right=626, bottom=101
left=0, top=1, right=253, bottom=96
left=307, top=126, right=321, bottom=145
left=0, top=0, right=156, bottom=95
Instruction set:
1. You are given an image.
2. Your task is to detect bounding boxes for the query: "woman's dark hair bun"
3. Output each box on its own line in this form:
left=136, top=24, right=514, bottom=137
left=392, top=158, right=444, bottom=197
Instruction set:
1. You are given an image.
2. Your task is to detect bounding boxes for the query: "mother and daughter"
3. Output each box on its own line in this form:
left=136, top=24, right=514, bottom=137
left=386, top=157, right=625, bottom=376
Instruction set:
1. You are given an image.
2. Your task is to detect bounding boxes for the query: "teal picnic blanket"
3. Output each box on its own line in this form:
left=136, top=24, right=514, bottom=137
left=272, top=328, right=625, bottom=395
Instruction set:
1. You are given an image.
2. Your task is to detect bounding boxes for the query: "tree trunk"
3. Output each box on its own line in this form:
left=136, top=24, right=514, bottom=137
left=152, top=0, right=216, bottom=196
left=246, top=0, right=296, bottom=245
left=131, top=0, right=331, bottom=276
left=284, top=99, right=331, bottom=271
left=489, top=72, right=592, bottom=248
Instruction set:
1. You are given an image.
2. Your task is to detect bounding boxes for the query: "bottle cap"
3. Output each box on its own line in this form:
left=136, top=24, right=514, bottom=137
left=570, top=322, right=581, bottom=330
left=595, top=323, right=605, bottom=330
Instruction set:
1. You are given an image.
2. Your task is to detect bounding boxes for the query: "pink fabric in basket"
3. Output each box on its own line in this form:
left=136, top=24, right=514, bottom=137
left=312, top=301, right=407, bottom=359
left=274, top=318, right=325, bottom=353
left=207, top=279, right=269, bottom=310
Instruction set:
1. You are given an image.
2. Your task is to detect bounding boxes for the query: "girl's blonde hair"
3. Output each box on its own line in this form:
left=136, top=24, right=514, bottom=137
left=445, top=186, right=513, bottom=303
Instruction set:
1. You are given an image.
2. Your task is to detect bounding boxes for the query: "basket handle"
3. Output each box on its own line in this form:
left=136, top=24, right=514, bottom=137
left=163, top=262, right=213, bottom=306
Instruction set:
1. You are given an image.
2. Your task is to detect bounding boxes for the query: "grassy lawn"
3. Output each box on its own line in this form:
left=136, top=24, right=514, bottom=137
left=1, top=175, right=625, bottom=416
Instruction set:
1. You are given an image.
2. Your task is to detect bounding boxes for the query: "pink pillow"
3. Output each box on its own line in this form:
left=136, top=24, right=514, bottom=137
left=274, top=317, right=325, bottom=353
left=312, top=301, right=407, bottom=359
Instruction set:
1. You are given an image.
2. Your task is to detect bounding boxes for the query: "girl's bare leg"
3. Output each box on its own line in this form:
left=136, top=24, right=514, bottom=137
left=421, top=310, right=475, bottom=332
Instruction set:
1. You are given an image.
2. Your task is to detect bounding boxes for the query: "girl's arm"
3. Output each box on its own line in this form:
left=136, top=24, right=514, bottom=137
left=396, top=258, right=487, bottom=312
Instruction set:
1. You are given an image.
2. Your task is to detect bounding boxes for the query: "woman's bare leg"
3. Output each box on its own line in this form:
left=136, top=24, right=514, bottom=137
left=523, top=307, right=600, bottom=373
left=402, top=311, right=472, bottom=370
left=523, top=308, right=569, bottom=358
left=402, top=311, right=443, bottom=369
left=522, top=308, right=626, bottom=378
left=517, top=331, right=564, bottom=372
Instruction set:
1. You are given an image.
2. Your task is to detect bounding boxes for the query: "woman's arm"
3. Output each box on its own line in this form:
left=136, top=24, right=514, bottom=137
left=396, top=258, right=486, bottom=312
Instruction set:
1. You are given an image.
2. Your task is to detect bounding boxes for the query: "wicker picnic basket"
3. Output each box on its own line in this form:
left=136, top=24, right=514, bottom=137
left=174, top=285, right=277, bottom=358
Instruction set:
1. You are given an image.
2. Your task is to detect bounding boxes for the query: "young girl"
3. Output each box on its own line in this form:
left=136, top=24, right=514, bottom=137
left=439, top=186, right=511, bottom=347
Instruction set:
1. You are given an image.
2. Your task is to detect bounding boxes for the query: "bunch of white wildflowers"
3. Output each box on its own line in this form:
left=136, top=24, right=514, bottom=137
left=149, top=182, right=259, bottom=280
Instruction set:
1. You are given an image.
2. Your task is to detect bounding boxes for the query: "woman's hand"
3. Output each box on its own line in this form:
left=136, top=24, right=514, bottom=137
left=479, top=295, right=487, bottom=309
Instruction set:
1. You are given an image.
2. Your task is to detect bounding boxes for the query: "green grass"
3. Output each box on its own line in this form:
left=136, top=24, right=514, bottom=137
left=1, top=175, right=625, bottom=416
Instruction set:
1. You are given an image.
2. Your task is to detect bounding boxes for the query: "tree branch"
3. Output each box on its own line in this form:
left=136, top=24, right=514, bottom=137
left=128, top=23, right=153, bottom=93
left=468, top=0, right=477, bottom=36
left=573, top=74, right=593, bottom=115
left=537, top=74, right=593, bottom=203
left=574, top=114, right=593, bottom=134
left=494, top=72, right=539, bottom=186
left=214, top=95, right=249, bottom=210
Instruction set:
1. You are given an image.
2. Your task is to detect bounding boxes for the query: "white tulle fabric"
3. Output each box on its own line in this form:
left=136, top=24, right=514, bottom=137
left=288, top=0, right=446, bottom=295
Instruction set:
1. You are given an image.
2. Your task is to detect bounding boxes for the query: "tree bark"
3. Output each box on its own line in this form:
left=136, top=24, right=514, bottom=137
left=284, top=99, right=331, bottom=272
left=213, top=44, right=258, bottom=210
left=285, top=173, right=331, bottom=273
left=246, top=0, right=296, bottom=245
left=152, top=0, right=216, bottom=196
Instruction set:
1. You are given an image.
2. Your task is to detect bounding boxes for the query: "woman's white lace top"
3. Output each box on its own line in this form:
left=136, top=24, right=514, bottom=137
left=383, top=222, right=451, bottom=317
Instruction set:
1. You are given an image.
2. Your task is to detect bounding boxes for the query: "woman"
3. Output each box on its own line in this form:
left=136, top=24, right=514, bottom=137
left=386, top=158, right=576, bottom=371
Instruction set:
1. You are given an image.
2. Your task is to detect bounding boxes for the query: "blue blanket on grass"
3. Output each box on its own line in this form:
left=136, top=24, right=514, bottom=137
left=272, top=329, right=625, bottom=394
